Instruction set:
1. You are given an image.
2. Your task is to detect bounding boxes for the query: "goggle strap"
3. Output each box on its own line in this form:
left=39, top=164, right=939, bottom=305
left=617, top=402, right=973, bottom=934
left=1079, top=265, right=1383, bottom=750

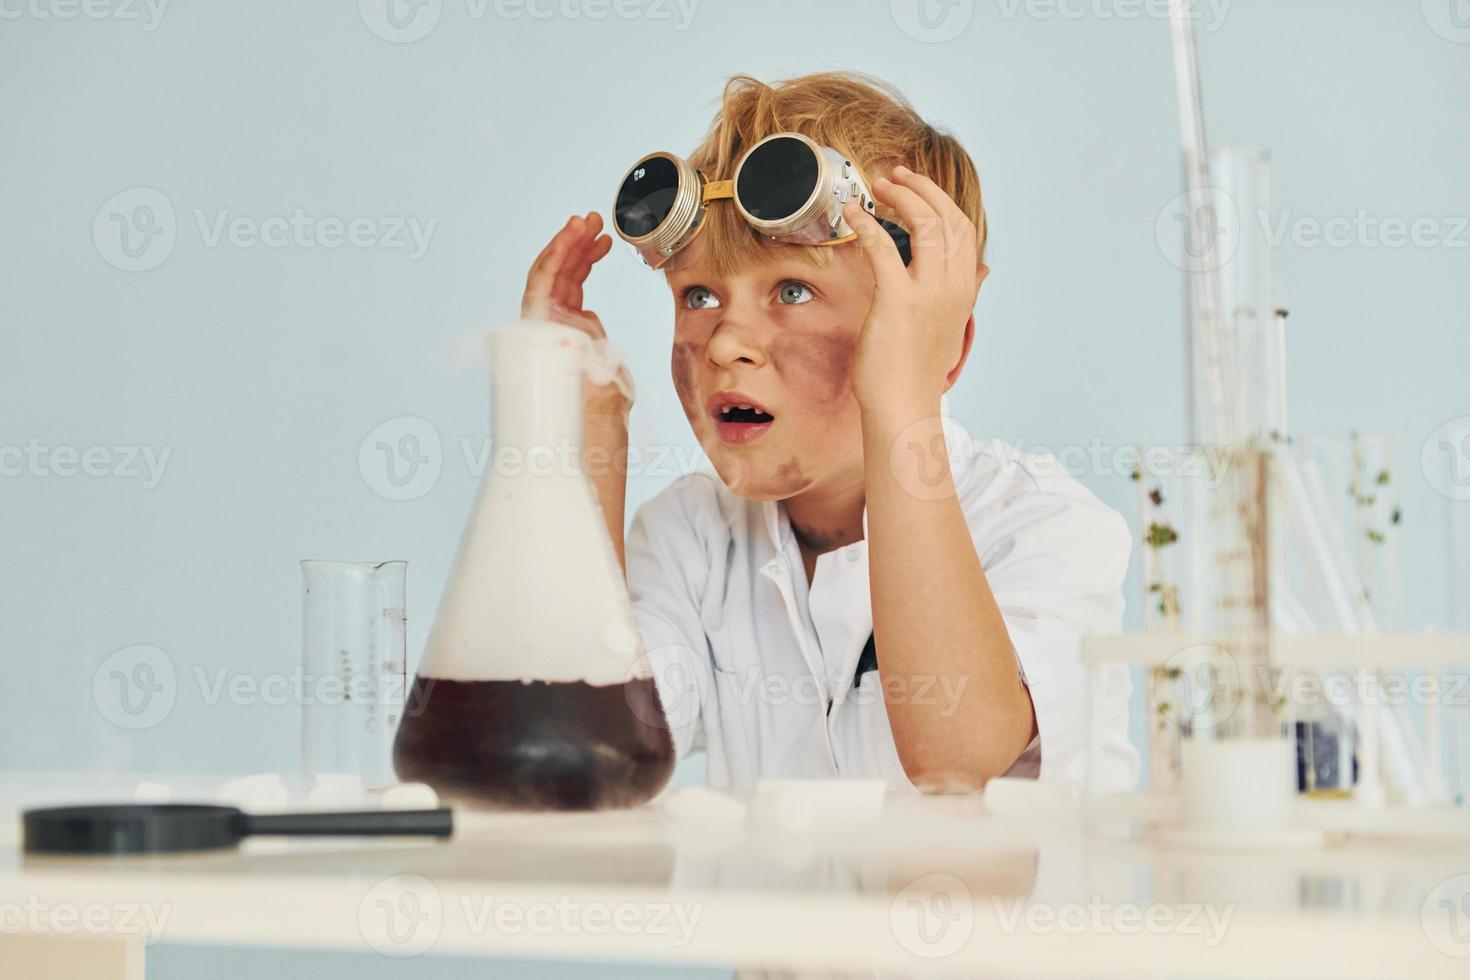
left=701, top=179, right=735, bottom=203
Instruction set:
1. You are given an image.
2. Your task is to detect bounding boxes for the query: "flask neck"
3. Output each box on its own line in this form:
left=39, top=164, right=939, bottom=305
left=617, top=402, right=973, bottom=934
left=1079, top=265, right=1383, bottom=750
left=490, top=327, right=585, bottom=457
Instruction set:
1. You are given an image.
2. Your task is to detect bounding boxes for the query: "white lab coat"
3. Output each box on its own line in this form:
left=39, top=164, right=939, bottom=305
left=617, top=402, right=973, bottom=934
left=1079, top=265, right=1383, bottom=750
left=626, top=427, right=1139, bottom=794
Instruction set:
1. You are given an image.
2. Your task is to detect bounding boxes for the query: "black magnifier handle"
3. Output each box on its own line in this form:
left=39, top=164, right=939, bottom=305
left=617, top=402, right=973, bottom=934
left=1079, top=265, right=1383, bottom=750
left=244, top=808, right=452, bottom=838
left=23, top=804, right=456, bottom=855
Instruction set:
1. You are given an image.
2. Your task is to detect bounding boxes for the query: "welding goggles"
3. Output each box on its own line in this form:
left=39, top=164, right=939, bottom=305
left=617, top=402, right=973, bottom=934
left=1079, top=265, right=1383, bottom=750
left=611, top=132, right=912, bottom=271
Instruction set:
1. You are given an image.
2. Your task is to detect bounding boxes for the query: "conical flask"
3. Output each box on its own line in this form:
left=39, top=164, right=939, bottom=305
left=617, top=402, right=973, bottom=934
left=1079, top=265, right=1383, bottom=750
left=393, top=322, right=675, bottom=810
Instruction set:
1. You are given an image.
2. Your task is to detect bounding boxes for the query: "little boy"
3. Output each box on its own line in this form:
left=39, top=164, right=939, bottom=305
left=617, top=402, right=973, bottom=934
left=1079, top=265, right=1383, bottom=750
left=520, top=72, right=1138, bottom=795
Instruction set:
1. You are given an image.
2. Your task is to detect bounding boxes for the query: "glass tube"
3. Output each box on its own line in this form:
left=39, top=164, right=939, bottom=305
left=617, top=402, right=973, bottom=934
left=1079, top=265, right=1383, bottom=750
left=1135, top=451, right=1193, bottom=794
left=300, top=560, right=408, bottom=790
left=1445, top=423, right=1470, bottom=804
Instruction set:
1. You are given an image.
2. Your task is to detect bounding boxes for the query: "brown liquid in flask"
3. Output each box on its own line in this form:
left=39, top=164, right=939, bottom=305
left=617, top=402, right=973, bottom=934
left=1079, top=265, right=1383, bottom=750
left=393, top=324, right=675, bottom=810
left=394, top=677, right=672, bottom=810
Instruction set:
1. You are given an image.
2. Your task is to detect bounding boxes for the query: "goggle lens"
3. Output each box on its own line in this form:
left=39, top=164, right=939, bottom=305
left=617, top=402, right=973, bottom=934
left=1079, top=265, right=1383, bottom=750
left=734, top=135, right=819, bottom=222
left=614, top=155, right=682, bottom=239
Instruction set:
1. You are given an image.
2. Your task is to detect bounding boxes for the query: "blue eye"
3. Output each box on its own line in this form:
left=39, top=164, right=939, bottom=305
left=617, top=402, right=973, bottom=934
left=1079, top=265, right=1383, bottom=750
left=778, top=280, right=812, bottom=305
left=684, top=286, right=720, bottom=310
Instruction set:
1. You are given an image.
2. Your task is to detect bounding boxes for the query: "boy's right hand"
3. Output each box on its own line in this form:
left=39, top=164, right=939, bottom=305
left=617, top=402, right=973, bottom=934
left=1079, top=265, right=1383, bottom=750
left=521, top=212, right=631, bottom=417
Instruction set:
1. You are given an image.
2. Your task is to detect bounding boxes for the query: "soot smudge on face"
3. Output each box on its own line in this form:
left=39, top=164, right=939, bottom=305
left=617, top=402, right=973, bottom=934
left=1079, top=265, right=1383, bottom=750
left=773, top=456, right=813, bottom=496
left=671, top=341, right=699, bottom=426
left=770, top=330, right=857, bottom=405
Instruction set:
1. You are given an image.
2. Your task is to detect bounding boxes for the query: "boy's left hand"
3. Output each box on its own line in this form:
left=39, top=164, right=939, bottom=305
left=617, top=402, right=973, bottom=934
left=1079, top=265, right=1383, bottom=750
left=842, top=167, right=988, bottom=419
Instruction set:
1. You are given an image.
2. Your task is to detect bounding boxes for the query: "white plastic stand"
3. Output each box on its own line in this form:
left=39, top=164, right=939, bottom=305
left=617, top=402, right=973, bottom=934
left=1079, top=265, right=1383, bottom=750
left=1159, top=738, right=1324, bottom=849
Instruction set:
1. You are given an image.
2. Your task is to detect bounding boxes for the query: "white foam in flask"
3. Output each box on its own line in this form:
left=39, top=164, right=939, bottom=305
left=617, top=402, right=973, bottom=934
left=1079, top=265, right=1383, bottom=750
left=393, top=321, right=675, bottom=811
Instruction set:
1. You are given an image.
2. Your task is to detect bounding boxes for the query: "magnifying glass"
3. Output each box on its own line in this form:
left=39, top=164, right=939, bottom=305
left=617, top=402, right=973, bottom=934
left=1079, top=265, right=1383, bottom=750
left=23, top=804, right=453, bottom=855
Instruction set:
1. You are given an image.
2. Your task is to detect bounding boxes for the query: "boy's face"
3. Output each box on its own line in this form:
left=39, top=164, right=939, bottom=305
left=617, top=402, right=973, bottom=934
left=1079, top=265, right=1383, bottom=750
left=664, top=234, right=876, bottom=501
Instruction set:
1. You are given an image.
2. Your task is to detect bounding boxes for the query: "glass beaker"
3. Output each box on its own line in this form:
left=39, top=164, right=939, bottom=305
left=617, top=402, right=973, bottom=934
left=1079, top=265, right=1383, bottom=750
left=392, top=323, right=674, bottom=811
left=300, top=560, right=407, bottom=790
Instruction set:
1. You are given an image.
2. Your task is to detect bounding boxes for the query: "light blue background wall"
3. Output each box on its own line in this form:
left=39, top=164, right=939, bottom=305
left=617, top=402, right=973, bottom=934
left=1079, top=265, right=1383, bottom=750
left=2, top=1, right=1466, bottom=976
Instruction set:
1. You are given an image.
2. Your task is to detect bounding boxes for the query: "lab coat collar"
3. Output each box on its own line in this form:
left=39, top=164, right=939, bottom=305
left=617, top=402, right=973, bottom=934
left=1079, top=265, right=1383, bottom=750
left=761, top=499, right=786, bottom=553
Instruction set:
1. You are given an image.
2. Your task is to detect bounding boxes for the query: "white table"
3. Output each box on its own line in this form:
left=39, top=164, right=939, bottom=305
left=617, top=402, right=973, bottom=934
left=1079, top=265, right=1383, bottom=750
left=1, top=772, right=1466, bottom=978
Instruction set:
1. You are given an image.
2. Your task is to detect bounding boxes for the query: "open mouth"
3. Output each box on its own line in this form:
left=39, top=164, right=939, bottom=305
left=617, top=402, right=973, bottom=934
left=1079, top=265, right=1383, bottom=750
left=718, top=405, right=775, bottom=424
left=709, top=393, right=776, bottom=445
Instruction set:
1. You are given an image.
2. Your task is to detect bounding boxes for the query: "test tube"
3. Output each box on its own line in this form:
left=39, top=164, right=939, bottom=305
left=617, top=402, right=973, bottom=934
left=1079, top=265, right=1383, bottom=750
left=1448, top=446, right=1470, bottom=805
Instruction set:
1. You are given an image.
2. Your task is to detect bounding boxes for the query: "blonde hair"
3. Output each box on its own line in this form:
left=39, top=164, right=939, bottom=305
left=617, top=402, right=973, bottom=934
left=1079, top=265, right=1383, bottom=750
left=680, top=71, right=986, bottom=278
